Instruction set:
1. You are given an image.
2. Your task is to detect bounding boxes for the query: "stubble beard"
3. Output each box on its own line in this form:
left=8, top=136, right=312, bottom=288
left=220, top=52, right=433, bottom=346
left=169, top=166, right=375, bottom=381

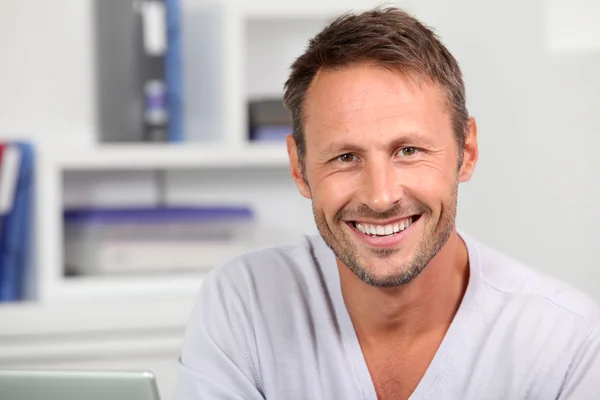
left=313, top=183, right=458, bottom=288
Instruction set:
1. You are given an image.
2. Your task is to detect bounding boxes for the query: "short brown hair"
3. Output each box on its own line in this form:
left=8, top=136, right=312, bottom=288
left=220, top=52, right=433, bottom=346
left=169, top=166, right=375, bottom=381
left=283, top=7, right=468, bottom=166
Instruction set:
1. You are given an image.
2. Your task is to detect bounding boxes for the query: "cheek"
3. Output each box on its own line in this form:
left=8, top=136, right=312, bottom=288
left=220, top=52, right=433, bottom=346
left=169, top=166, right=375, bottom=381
left=400, top=165, right=456, bottom=207
left=312, top=176, right=355, bottom=217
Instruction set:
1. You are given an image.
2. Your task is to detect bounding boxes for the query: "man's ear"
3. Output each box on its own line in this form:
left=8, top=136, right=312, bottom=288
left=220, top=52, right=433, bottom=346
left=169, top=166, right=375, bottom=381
left=458, top=117, right=479, bottom=183
left=287, top=134, right=311, bottom=199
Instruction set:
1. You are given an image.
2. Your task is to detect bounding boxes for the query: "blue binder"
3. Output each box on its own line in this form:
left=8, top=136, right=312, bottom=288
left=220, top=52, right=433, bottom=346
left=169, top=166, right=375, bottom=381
left=0, top=142, right=34, bottom=301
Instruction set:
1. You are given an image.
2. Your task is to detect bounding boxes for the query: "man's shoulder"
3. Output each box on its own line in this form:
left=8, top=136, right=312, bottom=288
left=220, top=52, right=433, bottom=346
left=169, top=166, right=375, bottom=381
left=205, top=235, right=331, bottom=300
left=465, top=233, right=600, bottom=326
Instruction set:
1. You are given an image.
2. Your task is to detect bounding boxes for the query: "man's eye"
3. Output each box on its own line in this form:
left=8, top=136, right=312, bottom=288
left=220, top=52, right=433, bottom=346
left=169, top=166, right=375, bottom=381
left=336, top=153, right=358, bottom=163
left=398, top=147, right=418, bottom=157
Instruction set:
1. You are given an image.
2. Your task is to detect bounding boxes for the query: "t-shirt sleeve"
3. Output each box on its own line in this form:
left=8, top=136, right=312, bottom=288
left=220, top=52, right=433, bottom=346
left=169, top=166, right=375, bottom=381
left=557, top=325, right=600, bottom=399
left=175, top=267, right=264, bottom=400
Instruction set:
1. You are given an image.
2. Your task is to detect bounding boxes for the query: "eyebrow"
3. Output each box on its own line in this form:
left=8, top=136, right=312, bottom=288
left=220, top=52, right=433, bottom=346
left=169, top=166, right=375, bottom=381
left=321, top=133, right=428, bottom=156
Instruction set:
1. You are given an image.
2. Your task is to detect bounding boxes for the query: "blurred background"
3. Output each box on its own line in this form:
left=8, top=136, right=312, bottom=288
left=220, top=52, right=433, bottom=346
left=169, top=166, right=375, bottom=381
left=0, top=0, right=598, bottom=398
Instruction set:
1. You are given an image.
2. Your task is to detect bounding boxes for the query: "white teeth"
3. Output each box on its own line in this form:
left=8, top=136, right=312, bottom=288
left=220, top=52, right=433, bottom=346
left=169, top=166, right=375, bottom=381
left=355, top=216, right=416, bottom=237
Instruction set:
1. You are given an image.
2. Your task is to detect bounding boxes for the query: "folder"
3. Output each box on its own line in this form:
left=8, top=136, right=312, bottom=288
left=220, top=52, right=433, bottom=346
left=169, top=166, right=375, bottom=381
left=96, top=0, right=174, bottom=142
left=0, top=142, right=33, bottom=301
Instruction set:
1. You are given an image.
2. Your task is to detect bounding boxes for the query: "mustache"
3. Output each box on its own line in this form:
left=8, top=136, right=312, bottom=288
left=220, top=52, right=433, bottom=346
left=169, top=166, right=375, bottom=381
left=336, top=201, right=430, bottom=222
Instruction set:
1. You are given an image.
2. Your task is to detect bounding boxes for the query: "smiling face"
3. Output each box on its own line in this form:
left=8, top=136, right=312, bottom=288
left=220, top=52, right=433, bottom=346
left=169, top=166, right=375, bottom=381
left=288, top=64, right=477, bottom=287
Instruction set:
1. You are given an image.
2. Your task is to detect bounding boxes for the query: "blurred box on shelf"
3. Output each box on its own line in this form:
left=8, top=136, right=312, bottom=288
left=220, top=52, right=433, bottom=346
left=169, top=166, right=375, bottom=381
left=63, top=206, right=255, bottom=276
left=248, top=98, right=292, bottom=142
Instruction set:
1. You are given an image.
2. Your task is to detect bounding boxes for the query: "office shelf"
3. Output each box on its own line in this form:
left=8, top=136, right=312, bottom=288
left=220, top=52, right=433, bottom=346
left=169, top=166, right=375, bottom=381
left=48, top=143, right=289, bottom=170
left=0, top=296, right=194, bottom=337
left=57, top=273, right=205, bottom=301
left=32, top=142, right=300, bottom=303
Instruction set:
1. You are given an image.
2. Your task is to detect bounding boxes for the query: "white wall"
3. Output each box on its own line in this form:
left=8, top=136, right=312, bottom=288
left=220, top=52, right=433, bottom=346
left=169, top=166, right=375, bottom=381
left=406, top=0, right=600, bottom=297
left=546, top=0, right=600, bottom=53
left=0, top=0, right=96, bottom=146
left=1, top=0, right=599, bottom=298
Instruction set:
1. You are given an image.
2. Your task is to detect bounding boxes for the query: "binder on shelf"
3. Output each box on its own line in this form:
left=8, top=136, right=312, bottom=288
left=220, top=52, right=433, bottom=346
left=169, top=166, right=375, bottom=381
left=0, top=142, right=34, bottom=302
left=96, top=0, right=182, bottom=143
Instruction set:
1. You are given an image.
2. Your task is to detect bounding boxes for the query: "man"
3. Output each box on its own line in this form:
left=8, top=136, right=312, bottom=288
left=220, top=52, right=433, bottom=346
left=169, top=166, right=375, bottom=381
left=176, top=7, right=600, bottom=399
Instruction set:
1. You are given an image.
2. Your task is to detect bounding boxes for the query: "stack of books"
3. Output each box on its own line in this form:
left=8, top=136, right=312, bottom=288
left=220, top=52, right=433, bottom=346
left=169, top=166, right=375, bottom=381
left=0, top=142, right=34, bottom=302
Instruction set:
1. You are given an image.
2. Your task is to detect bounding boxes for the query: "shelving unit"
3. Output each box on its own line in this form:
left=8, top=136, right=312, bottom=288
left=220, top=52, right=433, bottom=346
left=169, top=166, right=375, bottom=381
left=28, top=0, right=384, bottom=303
left=33, top=143, right=296, bottom=303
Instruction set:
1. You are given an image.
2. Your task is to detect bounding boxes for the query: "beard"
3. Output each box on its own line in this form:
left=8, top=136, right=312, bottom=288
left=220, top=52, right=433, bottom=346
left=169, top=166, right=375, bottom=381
left=313, top=182, right=458, bottom=288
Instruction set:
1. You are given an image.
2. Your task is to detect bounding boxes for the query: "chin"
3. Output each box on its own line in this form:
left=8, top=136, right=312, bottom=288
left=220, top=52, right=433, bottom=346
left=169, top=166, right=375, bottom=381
left=348, top=254, right=427, bottom=288
left=356, top=267, right=424, bottom=287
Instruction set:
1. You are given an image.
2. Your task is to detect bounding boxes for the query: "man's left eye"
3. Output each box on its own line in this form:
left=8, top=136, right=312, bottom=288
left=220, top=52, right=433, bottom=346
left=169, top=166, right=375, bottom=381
left=398, top=147, right=418, bottom=157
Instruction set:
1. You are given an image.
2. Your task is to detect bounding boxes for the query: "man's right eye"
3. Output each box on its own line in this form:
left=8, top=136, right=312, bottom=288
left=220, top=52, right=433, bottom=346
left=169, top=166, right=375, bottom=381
left=336, top=153, right=357, bottom=163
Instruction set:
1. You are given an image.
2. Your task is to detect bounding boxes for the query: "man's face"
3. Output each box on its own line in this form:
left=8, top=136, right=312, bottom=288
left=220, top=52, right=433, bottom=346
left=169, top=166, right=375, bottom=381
left=288, top=64, right=477, bottom=287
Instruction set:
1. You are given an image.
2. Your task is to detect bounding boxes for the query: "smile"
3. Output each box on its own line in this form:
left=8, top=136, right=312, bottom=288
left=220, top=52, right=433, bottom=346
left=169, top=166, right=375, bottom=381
left=351, top=216, right=418, bottom=238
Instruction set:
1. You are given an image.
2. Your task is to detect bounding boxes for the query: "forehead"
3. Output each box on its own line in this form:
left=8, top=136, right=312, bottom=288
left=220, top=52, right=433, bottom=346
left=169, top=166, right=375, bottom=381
left=302, top=64, right=451, bottom=149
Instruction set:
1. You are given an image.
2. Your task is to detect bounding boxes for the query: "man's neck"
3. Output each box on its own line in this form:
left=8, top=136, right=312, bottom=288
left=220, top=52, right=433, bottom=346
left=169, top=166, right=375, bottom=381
left=338, top=230, right=470, bottom=346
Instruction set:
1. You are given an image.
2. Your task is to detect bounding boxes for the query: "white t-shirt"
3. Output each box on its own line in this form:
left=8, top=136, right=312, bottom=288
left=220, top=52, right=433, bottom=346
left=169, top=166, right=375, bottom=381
left=176, top=232, right=600, bottom=399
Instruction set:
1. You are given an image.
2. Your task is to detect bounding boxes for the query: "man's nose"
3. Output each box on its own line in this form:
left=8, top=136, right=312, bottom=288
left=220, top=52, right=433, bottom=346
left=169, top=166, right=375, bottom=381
left=359, top=159, right=401, bottom=213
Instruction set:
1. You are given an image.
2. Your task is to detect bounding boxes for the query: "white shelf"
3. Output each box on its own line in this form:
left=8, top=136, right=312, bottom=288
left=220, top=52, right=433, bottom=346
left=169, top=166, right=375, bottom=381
left=57, top=273, right=205, bottom=301
left=45, top=143, right=289, bottom=170
left=0, top=296, right=195, bottom=337
left=0, top=296, right=193, bottom=382
left=33, top=142, right=304, bottom=303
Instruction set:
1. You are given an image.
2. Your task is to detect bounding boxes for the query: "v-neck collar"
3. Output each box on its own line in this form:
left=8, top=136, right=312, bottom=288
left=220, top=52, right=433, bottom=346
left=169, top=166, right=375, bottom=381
left=314, top=231, right=482, bottom=399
